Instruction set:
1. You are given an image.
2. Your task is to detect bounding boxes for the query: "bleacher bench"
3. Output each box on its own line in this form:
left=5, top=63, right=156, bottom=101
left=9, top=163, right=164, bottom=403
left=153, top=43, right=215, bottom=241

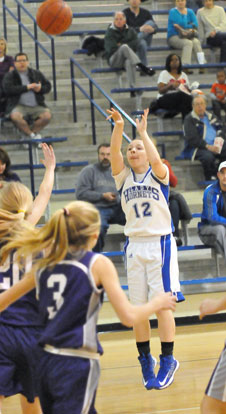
left=11, top=161, right=88, bottom=171
left=103, top=243, right=222, bottom=277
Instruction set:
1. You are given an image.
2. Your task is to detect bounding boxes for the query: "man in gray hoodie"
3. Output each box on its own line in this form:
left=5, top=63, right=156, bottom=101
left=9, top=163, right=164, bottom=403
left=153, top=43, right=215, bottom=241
left=76, top=143, right=126, bottom=252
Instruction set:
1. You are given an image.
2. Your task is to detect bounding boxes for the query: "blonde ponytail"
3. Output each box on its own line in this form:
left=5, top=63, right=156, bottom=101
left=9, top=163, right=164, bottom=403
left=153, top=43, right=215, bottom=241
left=0, top=182, right=33, bottom=218
left=0, top=182, right=33, bottom=246
left=1, top=201, right=100, bottom=271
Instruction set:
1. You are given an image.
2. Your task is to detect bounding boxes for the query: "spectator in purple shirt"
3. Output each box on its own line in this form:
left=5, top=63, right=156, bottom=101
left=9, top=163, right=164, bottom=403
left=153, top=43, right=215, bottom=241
left=0, top=38, right=14, bottom=116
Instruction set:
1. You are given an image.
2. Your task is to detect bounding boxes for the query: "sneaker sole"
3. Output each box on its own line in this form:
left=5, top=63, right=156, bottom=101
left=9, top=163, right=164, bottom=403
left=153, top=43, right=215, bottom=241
left=155, top=360, right=179, bottom=390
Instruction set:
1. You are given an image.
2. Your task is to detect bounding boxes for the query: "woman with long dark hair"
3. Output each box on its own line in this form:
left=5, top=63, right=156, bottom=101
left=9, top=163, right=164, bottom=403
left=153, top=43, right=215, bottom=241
left=0, top=147, right=21, bottom=182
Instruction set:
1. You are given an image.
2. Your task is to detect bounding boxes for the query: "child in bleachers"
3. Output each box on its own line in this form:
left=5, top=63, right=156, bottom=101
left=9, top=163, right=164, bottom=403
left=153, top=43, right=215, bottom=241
left=210, top=69, right=226, bottom=122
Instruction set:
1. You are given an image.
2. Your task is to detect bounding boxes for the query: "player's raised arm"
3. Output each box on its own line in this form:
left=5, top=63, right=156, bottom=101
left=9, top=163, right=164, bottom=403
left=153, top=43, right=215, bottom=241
left=106, top=108, right=125, bottom=175
left=136, top=109, right=167, bottom=180
left=92, top=255, right=176, bottom=327
left=27, top=143, right=56, bottom=225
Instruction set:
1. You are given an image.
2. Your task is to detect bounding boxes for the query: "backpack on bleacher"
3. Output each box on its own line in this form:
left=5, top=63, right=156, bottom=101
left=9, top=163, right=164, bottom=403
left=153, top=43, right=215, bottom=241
left=82, top=36, right=105, bottom=57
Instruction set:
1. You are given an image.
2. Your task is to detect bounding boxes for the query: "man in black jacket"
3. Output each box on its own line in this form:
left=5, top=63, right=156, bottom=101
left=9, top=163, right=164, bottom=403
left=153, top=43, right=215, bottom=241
left=104, top=11, right=155, bottom=96
left=123, top=0, right=158, bottom=67
left=3, top=52, right=51, bottom=140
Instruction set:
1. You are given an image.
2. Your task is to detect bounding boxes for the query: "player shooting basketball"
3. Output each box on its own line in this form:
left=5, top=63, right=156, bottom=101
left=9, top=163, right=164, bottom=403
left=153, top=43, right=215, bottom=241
left=107, top=107, right=185, bottom=390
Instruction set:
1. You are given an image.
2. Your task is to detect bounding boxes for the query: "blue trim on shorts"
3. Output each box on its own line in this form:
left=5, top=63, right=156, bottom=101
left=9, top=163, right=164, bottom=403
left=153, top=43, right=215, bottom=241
left=161, top=234, right=171, bottom=292
left=161, top=235, right=185, bottom=302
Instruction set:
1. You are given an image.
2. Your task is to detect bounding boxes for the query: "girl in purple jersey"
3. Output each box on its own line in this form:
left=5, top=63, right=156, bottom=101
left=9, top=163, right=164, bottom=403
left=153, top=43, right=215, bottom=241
left=0, top=143, right=55, bottom=414
left=0, top=200, right=176, bottom=414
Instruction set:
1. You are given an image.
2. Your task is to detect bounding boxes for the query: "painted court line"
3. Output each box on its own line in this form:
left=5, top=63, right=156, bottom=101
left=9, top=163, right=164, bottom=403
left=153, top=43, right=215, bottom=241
left=136, top=408, right=199, bottom=414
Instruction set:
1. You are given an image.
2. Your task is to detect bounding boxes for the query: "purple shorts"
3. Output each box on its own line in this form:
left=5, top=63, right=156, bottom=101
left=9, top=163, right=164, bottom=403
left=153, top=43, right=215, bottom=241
left=0, top=323, right=41, bottom=402
left=37, top=350, right=100, bottom=414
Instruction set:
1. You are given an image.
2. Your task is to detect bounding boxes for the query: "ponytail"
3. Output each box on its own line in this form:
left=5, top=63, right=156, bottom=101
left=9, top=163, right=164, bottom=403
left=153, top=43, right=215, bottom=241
left=1, top=201, right=100, bottom=271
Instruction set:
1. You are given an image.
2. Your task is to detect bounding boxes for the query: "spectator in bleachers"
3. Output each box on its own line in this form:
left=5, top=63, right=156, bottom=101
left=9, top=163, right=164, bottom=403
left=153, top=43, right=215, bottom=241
left=210, top=68, right=226, bottom=122
left=104, top=11, right=155, bottom=97
left=183, top=94, right=226, bottom=180
left=150, top=53, right=193, bottom=119
left=2, top=52, right=51, bottom=141
left=123, top=0, right=158, bottom=67
left=198, top=161, right=226, bottom=262
left=197, top=0, right=226, bottom=63
left=0, top=38, right=14, bottom=117
left=186, top=0, right=202, bottom=12
left=0, top=147, right=20, bottom=183
left=76, top=143, right=126, bottom=252
left=163, top=158, right=192, bottom=246
left=167, top=0, right=206, bottom=74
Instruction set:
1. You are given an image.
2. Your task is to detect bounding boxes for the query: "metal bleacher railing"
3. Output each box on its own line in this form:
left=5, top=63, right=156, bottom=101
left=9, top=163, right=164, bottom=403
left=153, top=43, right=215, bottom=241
left=70, top=57, right=166, bottom=157
left=0, top=137, right=67, bottom=196
left=2, top=0, right=57, bottom=100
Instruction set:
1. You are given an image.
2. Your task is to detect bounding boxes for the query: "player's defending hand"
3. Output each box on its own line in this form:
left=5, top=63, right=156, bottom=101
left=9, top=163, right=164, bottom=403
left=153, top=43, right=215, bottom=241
left=152, top=292, right=177, bottom=313
left=106, top=108, right=124, bottom=127
left=40, top=143, right=56, bottom=171
left=136, top=108, right=149, bottom=136
left=199, top=298, right=220, bottom=320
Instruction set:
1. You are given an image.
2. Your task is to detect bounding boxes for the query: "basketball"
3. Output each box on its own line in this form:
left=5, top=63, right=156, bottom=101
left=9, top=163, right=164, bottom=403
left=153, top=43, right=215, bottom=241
left=36, top=0, right=72, bottom=35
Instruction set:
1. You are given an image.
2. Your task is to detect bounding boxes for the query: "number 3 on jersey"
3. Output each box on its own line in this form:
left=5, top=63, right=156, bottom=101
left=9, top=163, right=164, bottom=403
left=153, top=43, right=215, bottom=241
left=47, top=274, right=67, bottom=319
left=132, top=202, right=152, bottom=218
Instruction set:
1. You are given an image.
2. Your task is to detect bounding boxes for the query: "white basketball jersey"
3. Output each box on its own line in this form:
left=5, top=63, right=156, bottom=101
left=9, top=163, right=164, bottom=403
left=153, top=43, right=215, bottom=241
left=114, top=166, right=173, bottom=237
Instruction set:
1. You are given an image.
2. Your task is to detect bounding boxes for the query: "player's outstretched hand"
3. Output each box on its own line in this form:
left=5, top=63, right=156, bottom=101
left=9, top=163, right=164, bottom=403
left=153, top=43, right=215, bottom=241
left=106, top=108, right=124, bottom=126
left=152, top=292, right=177, bottom=313
left=199, top=298, right=219, bottom=320
left=136, top=108, right=149, bottom=136
left=40, top=143, right=56, bottom=171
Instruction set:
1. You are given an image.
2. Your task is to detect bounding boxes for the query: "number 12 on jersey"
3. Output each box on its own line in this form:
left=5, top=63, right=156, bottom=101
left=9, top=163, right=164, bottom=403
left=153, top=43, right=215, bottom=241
left=132, top=202, right=152, bottom=218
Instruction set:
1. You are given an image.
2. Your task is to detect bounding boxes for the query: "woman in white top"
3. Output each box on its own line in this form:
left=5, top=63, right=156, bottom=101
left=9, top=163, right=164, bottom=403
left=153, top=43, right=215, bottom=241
left=197, top=0, right=226, bottom=62
left=150, top=53, right=193, bottom=120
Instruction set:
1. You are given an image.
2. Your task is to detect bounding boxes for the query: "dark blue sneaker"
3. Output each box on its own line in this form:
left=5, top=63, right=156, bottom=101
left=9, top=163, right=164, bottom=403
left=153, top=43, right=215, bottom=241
left=155, top=355, right=179, bottom=390
left=138, top=354, right=157, bottom=390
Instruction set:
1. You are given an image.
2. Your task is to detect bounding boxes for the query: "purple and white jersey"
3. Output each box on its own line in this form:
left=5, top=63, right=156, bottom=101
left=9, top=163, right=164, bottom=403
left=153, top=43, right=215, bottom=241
left=36, top=251, right=104, bottom=354
left=0, top=250, right=42, bottom=326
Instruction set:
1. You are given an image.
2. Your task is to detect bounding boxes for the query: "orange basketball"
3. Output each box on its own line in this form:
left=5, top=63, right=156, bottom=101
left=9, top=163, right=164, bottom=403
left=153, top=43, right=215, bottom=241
left=36, top=0, right=72, bottom=35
